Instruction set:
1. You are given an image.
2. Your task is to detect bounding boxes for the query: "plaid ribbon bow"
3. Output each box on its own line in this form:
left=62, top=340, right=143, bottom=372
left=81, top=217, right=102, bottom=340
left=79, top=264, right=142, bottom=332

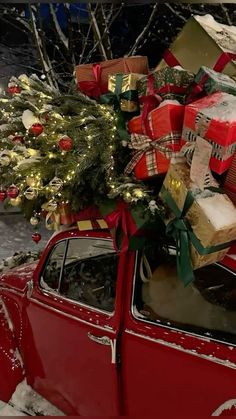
left=124, top=132, right=181, bottom=176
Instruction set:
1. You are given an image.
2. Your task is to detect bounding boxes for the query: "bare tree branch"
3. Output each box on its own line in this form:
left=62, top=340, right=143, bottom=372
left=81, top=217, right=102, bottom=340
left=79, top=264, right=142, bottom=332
left=127, top=4, right=159, bottom=56
left=164, top=4, right=187, bottom=24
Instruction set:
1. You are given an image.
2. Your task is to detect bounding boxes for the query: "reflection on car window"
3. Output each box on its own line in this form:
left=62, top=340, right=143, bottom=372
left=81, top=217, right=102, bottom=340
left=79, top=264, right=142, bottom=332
left=59, top=238, right=118, bottom=312
left=41, top=241, right=66, bottom=291
left=134, top=245, right=236, bottom=343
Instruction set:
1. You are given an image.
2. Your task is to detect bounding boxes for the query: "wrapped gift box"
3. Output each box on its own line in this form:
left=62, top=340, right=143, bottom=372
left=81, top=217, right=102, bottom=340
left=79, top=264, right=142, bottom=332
left=224, top=152, right=236, bottom=205
left=182, top=92, right=236, bottom=174
left=156, top=15, right=236, bottom=78
left=194, top=66, right=236, bottom=96
left=76, top=56, right=148, bottom=98
left=107, top=73, right=144, bottom=112
left=126, top=101, right=184, bottom=180
left=138, top=67, right=194, bottom=105
left=159, top=162, right=236, bottom=283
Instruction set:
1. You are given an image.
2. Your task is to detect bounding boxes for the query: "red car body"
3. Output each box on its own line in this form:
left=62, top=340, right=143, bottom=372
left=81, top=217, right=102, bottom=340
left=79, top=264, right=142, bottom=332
left=1, top=227, right=236, bottom=416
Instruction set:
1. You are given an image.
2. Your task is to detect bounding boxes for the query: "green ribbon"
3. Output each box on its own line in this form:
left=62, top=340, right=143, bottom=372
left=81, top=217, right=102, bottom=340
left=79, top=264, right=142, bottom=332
left=100, top=74, right=138, bottom=141
left=161, top=185, right=234, bottom=286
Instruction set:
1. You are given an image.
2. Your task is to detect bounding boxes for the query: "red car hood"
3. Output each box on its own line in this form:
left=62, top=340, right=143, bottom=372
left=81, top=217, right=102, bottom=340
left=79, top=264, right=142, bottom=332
left=0, top=261, right=38, bottom=293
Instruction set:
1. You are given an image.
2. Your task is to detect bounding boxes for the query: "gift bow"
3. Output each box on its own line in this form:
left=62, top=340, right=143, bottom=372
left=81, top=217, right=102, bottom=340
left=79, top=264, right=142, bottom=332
left=78, top=63, right=105, bottom=98
left=124, top=133, right=180, bottom=176
left=102, top=200, right=137, bottom=252
left=41, top=202, right=61, bottom=231
left=161, top=185, right=235, bottom=286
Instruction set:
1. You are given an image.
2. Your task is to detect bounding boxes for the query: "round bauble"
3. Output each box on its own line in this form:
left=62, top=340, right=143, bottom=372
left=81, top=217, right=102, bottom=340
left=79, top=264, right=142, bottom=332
left=30, top=123, right=44, bottom=136
left=7, top=185, right=19, bottom=199
left=0, top=190, right=7, bottom=202
left=49, top=177, right=63, bottom=192
left=9, top=196, right=22, bottom=207
left=7, top=85, right=21, bottom=94
left=32, top=232, right=41, bottom=244
left=24, top=187, right=38, bottom=200
left=30, top=216, right=40, bottom=226
left=58, top=136, right=73, bottom=151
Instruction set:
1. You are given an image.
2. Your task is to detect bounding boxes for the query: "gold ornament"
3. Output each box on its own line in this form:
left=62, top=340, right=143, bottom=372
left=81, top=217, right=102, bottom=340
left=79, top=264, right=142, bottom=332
left=30, top=216, right=40, bottom=226
left=42, top=199, right=58, bottom=212
left=24, top=187, right=38, bottom=200
left=49, top=177, right=63, bottom=192
left=9, top=196, right=22, bottom=207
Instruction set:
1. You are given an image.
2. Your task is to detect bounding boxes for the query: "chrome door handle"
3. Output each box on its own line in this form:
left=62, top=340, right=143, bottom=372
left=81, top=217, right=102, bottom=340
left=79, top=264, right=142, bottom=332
left=87, top=332, right=111, bottom=346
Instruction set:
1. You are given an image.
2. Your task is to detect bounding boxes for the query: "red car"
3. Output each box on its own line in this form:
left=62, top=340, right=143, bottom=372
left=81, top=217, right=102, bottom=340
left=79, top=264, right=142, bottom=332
left=1, top=227, right=236, bottom=416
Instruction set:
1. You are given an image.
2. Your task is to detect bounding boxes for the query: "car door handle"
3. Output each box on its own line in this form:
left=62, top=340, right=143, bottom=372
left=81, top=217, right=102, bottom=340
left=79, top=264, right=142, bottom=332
left=87, top=332, right=111, bottom=346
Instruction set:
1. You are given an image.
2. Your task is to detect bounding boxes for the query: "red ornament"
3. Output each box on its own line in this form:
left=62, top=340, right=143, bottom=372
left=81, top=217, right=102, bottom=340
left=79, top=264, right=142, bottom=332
left=32, top=232, right=41, bottom=244
left=30, top=123, right=44, bottom=136
left=0, top=190, right=7, bottom=202
left=7, top=85, right=21, bottom=94
left=58, top=136, right=73, bottom=151
left=7, top=185, right=19, bottom=199
left=12, top=135, right=24, bottom=144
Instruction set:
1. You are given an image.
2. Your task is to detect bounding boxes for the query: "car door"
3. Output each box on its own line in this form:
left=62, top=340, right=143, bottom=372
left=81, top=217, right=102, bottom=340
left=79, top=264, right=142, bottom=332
left=22, top=232, right=124, bottom=416
left=122, top=246, right=236, bottom=416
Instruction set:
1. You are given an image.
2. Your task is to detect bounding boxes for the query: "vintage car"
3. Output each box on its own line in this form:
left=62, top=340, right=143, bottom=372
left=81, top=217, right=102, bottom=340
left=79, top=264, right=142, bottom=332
left=1, top=226, right=236, bottom=416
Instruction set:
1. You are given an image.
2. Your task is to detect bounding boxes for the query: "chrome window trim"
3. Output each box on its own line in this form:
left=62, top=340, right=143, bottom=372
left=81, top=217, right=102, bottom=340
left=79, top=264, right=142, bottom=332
left=39, top=236, right=116, bottom=316
left=125, top=329, right=236, bottom=369
left=130, top=251, right=236, bottom=348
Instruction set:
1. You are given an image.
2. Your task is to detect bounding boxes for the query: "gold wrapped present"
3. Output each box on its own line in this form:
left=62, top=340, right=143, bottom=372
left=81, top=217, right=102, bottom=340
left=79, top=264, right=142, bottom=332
left=107, top=73, right=144, bottom=112
left=156, top=15, right=236, bottom=78
left=159, top=162, right=236, bottom=284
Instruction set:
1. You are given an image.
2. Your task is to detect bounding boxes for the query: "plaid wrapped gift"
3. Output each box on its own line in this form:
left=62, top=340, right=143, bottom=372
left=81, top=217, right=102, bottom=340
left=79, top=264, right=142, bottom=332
left=125, top=133, right=180, bottom=180
left=128, top=99, right=185, bottom=144
left=138, top=67, right=194, bottom=106
left=224, top=152, right=236, bottom=206
left=156, top=15, right=236, bottom=77
left=76, top=56, right=148, bottom=98
left=182, top=92, right=236, bottom=175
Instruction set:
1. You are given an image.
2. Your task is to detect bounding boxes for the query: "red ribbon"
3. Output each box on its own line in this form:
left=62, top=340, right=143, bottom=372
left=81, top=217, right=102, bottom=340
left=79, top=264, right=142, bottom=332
left=77, top=63, right=106, bottom=98
left=104, top=201, right=137, bottom=252
left=139, top=75, right=162, bottom=138
left=163, top=50, right=182, bottom=67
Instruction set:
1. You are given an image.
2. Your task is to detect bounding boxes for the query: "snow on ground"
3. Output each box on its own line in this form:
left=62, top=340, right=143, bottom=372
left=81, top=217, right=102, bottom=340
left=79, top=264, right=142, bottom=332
left=0, top=208, right=52, bottom=260
left=0, top=379, right=64, bottom=416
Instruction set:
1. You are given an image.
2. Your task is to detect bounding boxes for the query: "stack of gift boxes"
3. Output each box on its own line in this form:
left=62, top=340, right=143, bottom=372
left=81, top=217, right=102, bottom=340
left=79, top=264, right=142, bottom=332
left=75, top=13, right=236, bottom=284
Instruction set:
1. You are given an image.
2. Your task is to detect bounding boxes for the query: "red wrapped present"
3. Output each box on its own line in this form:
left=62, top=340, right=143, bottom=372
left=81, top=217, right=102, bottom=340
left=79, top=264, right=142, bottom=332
left=76, top=56, right=148, bottom=98
left=128, top=99, right=185, bottom=144
left=149, top=100, right=185, bottom=143
left=224, top=152, right=236, bottom=205
left=125, top=133, right=178, bottom=180
left=182, top=92, right=236, bottom=175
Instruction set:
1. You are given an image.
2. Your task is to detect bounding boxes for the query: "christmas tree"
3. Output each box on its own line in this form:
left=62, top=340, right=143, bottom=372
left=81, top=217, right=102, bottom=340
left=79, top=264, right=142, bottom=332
left=0, top=74, right=151, bottom=231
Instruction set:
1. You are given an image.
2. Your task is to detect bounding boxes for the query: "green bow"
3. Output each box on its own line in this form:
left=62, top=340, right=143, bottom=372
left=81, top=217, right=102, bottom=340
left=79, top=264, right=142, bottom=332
left=161, top=185, right=234, bottom=286
left=100, top=74, right=138, bottom=141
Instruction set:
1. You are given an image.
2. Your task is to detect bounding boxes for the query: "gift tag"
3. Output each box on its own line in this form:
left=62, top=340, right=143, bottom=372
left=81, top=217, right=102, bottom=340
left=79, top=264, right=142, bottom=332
left=190, top=136, right=213, bottom=189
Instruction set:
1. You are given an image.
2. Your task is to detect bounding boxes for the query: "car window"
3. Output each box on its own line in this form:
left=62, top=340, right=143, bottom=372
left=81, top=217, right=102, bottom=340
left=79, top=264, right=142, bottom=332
left=40, top=240, right=66, bottom=291
left=59, top=238, right=118, bottom=312
left=133, top=245, right=236, bottom=344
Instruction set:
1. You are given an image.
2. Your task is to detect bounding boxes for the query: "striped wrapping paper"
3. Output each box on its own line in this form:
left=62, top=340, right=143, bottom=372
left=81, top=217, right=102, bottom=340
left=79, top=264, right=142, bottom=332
left=182, top=91, right=236, bottom=175
left=224, top=152, right=236, bottom=206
